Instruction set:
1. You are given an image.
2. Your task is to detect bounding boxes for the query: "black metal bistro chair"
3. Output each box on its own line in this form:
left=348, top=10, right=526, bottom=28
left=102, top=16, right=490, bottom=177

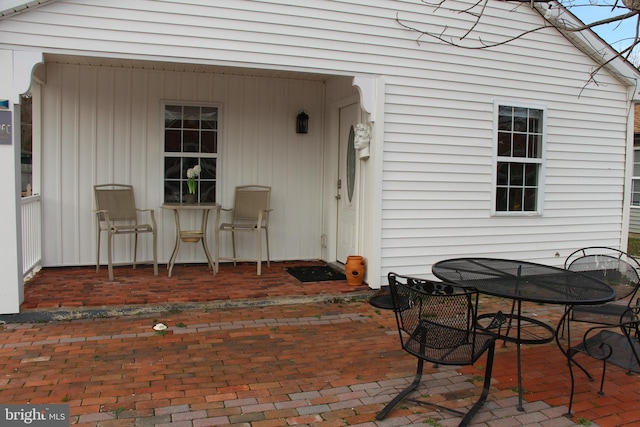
left=377, top=273, right=497, bottom=426
left=562, top=248, right=640, bottom=383
left=565, top=247, right=640, bottom=327
left=564, top=316, right=640, bottom=416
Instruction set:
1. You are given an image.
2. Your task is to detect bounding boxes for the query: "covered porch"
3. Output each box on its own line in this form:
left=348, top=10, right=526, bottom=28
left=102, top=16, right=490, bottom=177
left=14, top=260, right=372, bottom=319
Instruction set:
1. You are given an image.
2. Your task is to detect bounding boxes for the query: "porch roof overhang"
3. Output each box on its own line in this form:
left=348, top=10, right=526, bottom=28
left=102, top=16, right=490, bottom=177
left=0, top=0, right=54, bottom=17
left=43, top=53, right=338, bottom=82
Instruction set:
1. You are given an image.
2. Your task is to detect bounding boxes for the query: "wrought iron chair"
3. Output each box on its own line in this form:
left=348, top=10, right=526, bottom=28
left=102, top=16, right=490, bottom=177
left=565, top=317, right=640, bottom=416
left=94, top=184, right=158, bottom=281
left=565, top=247, right=640, bottom=327
left=377, top=273, right=496, bottom=426
left=216, top=185, right=271, bottom=275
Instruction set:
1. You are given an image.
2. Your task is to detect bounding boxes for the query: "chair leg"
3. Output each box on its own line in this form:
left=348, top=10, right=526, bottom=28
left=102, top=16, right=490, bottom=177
left=231, top=231, right=237, bottom=266
left=597, top=360, right=608, bottom=395
left=265, top=226, right=270, bottom=267
left=459, top=343, right=495, bottom=427
left=376, top=358, right=425, bottom=420
left=107, top=232, right=114, bottom=281
left=96, top=227, right=101, bottom=273
left=133, top=233, right=138, bottom=270
left=257, top=227, right=262, bottom=276
left=152, top=230, right=158, bottom=276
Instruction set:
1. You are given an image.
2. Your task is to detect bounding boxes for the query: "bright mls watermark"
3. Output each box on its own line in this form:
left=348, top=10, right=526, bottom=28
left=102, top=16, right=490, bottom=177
left=1, top=404, right=69, bottom=426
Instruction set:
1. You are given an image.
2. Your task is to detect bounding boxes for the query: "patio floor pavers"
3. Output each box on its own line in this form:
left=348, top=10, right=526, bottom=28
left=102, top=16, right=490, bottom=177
left=1, top=263, right=639, bottom=426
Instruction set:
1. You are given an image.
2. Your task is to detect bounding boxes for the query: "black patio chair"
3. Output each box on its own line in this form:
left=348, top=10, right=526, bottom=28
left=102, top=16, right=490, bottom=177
left=565, top=247, right=640, bottom=327
left=565, top=317, right=640, bottom=416
left=377, top=273, right=496, bottom=426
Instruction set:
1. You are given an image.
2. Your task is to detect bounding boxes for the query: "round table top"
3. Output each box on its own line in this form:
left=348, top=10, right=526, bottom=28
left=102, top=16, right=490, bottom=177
left=432, top=257, right=615, bottom=305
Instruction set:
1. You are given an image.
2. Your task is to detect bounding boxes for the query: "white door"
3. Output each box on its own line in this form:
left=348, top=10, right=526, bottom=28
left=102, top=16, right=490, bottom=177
left=336, top=102, right=360, bottom=263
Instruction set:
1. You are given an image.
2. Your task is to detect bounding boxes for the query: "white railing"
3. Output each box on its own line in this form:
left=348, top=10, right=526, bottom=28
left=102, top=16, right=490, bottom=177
left=21, top=194, right=42, bottom=278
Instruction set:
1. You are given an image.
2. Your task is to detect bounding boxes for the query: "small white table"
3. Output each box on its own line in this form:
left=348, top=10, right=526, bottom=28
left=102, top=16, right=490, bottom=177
left=162, top=203, right=220, bottom=277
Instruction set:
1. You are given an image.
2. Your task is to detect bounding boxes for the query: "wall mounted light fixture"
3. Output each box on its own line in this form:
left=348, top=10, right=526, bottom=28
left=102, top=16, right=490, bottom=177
left=296, top=110, right=309, bottom=134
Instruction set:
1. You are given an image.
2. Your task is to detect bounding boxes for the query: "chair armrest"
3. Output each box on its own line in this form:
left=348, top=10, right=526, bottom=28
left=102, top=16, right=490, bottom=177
left=136, top=208, right=157, bottom=229
left=579, top=319, right=640, bottom=361
left=94, top=209, right=112, bottom=227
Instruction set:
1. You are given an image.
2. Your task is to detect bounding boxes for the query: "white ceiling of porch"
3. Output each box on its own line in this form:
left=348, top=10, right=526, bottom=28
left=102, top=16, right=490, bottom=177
left=44, top=54, right=335, bottom=82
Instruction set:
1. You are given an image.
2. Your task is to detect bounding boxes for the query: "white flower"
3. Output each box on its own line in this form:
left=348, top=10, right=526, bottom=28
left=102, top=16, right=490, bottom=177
left=193, top=164, right=201, bottom=175
left=153, top=323, right=167, bottom=331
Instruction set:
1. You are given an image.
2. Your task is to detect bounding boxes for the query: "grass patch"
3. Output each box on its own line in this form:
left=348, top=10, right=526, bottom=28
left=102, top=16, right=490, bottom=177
left=628, top=237, right=640, bottom=257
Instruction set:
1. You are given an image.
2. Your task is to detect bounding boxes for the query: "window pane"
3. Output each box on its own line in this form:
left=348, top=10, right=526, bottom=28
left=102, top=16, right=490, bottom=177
left=165, top=130, right=181, bottom=152
left=524, top=188, right=536, bottom=211
left=200, top=181, right=216, bottom=203
left=165, top=157, right=182, bottom=179
left=201, top=131, right=217, bottom=153
left=201, top=107, right=218, bottom=130
left=183, top=106, right=200, bottom=129
left=164, top=181, right=181, bottom=203
left=497, top=162, right=509, bottom=185
left=509, top=163, right=523, bottom=186
left=528, top=109, right=543, bottom=133
left=525, top=164, right=538, bottom=186
left=183, top=131, right=199, bottom=152
left=513, top=107, right=528, bottom=132
left=497, top=132, right=511, bottom=156
left=528, top=134, right=542, bottom=158
left=633, top=179, right=640, bottom=206
left=634, top=149, right=640, bottom=176
left=165, top=105, right=182, bottom=128
left=509, top=188, right=522, bottom=211
left=496, top=187, right=507, bottom=211
left=513, top=133, right=526, bottom=157
left=498, top=106, right=512, bottom=131
left=201, top=158, right=216, bottom=179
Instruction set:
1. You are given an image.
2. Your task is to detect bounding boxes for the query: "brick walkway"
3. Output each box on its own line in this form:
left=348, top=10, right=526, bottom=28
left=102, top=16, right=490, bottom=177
left=1, top=264, right=639, bottom=426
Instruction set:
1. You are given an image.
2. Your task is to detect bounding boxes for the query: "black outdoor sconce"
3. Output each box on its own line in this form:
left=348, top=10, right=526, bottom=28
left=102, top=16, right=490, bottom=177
left=296, top=110, right=309, bottom=134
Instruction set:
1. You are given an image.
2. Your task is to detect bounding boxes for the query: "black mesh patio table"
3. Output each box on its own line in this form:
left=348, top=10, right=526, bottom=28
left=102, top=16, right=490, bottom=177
left=432, top=257, right=615, bottom=411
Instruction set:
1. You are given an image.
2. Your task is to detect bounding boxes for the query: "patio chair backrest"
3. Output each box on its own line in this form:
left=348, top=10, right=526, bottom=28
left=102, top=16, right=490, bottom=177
left=95, top=184, right=138, bottom=223
left=565, top=247, right=640, bottom=301
left=232, top=185, right=271, bottom=222
left=388, top=273, right=490, bottom=366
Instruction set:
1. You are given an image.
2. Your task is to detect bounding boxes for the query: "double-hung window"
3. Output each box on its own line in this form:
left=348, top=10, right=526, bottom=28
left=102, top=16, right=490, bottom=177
left=495, top=104, right=544, bottom=213
left=632, top=146, right=640, bottom=206
left=163, top=104, right=219, bottom=204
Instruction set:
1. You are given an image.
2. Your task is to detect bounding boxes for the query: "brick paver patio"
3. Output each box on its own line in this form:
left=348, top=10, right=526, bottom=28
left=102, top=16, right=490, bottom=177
left=1, top=262, right=639, bottom=426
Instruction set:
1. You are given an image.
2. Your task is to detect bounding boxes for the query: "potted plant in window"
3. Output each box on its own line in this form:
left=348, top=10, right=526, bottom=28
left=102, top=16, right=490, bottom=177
left=185, top=164, right=201, bottom=204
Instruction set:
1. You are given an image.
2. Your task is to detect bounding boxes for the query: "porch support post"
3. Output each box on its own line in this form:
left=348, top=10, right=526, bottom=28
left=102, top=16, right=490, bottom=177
left=352, top=76, right=385, bottom=289
left=0, top=49, right=42, bottom=314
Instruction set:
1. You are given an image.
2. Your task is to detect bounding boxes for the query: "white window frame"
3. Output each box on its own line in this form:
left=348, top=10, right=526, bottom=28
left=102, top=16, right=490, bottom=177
left=491, top=101, right=547, bottom=216
left=161, top=101, right=221, bottom=204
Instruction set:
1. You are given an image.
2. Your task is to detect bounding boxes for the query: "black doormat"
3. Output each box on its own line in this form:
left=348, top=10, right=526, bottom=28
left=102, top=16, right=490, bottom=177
left=286, top=265, right=346, bottom=282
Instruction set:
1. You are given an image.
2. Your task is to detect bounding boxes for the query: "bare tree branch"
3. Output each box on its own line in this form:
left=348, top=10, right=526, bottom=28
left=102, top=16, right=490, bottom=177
left=396, top=0, right=640, bottom=78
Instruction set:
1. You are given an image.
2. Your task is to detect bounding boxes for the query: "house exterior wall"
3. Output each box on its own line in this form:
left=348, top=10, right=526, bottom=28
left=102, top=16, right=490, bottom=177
left=39, top=63, right=329, bottom=266
left=1, top=0, right=638, bottom=293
